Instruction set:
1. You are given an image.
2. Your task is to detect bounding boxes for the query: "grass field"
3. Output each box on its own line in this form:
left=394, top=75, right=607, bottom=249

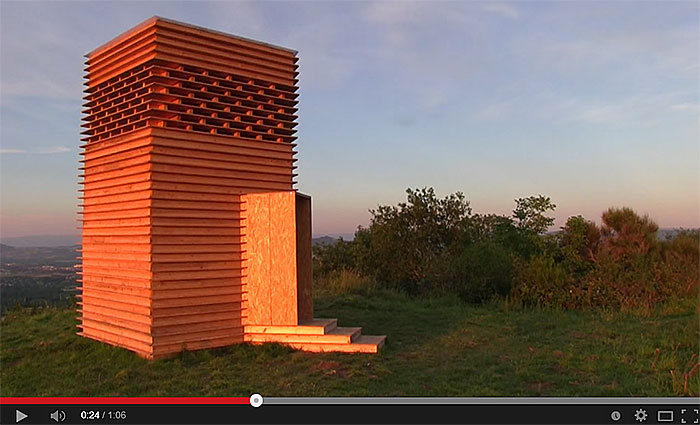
left=1, top=289, right=698, bottom=397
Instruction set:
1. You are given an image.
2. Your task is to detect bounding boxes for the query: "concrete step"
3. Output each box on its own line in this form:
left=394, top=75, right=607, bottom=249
left=300, top=318, right=338, bottom=333
left=245, top=326, right=361, bottom=345
left=244, top=318, right=337, bottom=336
left=285, top=334, right=387, bottom=354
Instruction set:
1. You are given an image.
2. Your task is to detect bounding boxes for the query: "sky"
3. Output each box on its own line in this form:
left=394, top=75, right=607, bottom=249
left=1, top=0, right=698, bottom=239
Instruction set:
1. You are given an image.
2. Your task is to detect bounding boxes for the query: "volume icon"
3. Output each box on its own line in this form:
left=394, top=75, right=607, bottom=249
left=50, top=410, right=66, bottom=422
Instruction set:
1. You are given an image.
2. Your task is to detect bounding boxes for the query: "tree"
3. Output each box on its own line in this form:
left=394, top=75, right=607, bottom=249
left=560, top=215, right=601, bottom=268
left=512, top=195, right=556, bottom=235
left=356, top=187, right=472, bottom=294
left=599, top=207, right=658, bottom=259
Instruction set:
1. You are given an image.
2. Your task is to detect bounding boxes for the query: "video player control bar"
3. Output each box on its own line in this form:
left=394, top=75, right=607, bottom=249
left=0, top=397, right=696, bottom=424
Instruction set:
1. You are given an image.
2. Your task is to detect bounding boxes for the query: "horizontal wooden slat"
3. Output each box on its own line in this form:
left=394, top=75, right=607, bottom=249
left=80, top=294, right=151, bottom=315
left=152, top=302, right=246, bottom=319
left=81, top=287, right=151, bottom=305
left=79, top=304, right=151, bottom=326
left=153, top=326, right=243, bottom=345
left=81, top=226, right=150, bottom=236
left=82, top=217, right=151, bottom=228
left=79, top=283, right=151, bottom=299
left=82, top=207, right=151, bottom=220
left=150, top=235, right=243, bottom=245
left=80, top=251, right=151, bottom=261
left=82, top=173, right=151, bottom=191
left=153, top=311, right=240, bottom=327
left=152, top=319, right=243, bottom=337
left=152, top=335, right=243, bottom=358
left=151, top=261, right=240, bottom=273
left=150, top=209, right=241, bottom=219
left=80, top=267, right=152, bottom=280
left=80, top=190, right=152, bottom=206
left=153, top=269, right=244, bottom=281
left=80, top=318, right=152, bottom=344
left=82, top=235, right=151, bottom=244
left=79, top=329, right=152, bottom=356
left=81, top=310, right=152, bottom=334
left=152, top=277, right=244, bottom=290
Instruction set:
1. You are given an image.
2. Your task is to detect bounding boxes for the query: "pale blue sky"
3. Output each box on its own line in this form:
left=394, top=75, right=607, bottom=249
left=1, top=1, right=698, bottom=238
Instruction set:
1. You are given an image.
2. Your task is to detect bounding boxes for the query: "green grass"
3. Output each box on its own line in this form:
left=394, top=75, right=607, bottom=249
left=1, top=290, right=698, bottom=397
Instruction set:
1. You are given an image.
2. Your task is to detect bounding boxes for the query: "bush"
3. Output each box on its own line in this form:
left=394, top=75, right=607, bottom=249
left=599, top=207, right=659, bottom=259
left=312, top=239, right=357, bottom=278
left=448, top=241, right=514, bottom=303
left=660, top=229, right=700, bottom=297
left=511, top=254, right=577, bottom=308
left=559, top=215, right=600, bottom=272
left=662, top=229, right=699, bottom=266
left=470, top=214, right=533, bottom=258
left=311, top=187, right=697, bottom=312
left=314, top=268, right=376, bottom=297
left=355, top=187, right=472, bottom=296
left=511, top=210, right=699, bottom=311
left=582, top=252, right=667, bottom=311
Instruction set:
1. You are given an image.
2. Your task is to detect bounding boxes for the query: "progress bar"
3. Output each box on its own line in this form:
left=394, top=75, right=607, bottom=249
left=265, top=397, right=692, bottom=404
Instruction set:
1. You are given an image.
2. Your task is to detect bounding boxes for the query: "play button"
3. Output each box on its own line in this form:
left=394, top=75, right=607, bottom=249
left=16, top=410, right=28, bottom=423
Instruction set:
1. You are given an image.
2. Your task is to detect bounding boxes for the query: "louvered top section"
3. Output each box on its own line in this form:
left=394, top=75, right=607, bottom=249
left=83, top=17, right=298, bottom=145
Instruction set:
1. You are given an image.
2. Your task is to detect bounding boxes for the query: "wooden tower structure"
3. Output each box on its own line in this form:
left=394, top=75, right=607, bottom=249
left=78, top=17, right=385, bottom=359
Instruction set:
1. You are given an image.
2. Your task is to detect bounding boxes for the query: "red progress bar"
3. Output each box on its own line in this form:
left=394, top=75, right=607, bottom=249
left=0, top=397, right=250, bottom=404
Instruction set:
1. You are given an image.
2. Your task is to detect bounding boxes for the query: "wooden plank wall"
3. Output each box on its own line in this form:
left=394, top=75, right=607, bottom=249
left=149, top=129, right=295, bottom=357
left=80, top=17, right=299, bottom=358
left=78, top=129, right=155, bottom=357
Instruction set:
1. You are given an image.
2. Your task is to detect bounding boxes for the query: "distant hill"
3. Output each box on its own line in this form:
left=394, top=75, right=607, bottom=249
left=0, top=234, right=79, bottom=247
left=0, top=245, right=79, bottom=266
left=312, top=236, right=339, bottom=246
left=547, top=228, right=696, bottom=239
left=656, top=228, right=697, bottom=240
left=3, top=234, right=356, bottom=247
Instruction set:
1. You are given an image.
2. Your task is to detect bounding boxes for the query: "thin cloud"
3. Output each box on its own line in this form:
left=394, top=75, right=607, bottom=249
left=364, top=1, right=428, bottom=27
left=565, top=93, right=693, bottom=125
left=473, top=100, right=513, bottom=121
left=671, top=103, right=698, bottom=111
left=482, top=3, right=520, bottom=20
left=36, top=146, right=71, bottom=154
left=0, top=146, right=70, bottom=155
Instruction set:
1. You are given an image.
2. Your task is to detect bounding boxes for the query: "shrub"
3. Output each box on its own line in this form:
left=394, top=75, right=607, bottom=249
left=660, top=230, right=700, bottom=297
left=599, top=207, right=659, bottom=259
left=340, top=188, right=557, bottom=301
left=448, top=241, right=514, bottom=303
left=313, top=188, right=696, bottom=312
left=312, top=239, right=357, bottom=278
left=356, top=187, right=472, bottom=296
left=470, top=213, right=532, bottom=258
left=510, top=254, right=577, bottom=308
left=582, top=251, right=668, bottom=311
left=314, top=268, right=376, bottom=297
left=511, top=209, right=698, bottom=311
left=662, top=229, right=699, bottom=266
left=559, top=215, right=600, bottom=273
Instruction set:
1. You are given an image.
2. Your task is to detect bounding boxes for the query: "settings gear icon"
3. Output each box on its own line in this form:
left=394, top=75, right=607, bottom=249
left=634, top=409, right=648, bottom=422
